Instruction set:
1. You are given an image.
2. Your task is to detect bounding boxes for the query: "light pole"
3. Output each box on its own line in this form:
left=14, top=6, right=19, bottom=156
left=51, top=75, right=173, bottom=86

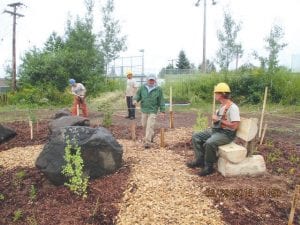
left=139, top=49, right=144, bottom=75
left=195, top=0, right=216, bottom=73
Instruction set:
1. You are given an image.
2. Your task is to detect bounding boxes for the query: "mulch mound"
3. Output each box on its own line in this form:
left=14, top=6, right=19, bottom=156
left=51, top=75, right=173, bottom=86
left=0, top=121, right=49, bottom=151
left=0, top=164, right=130, bottom=225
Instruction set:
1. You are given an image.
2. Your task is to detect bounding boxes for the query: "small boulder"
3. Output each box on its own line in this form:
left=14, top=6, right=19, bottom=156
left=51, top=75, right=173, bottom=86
left=0, top=124, right=17, bottom=144
left=48, top=116, right=90, bottom=134
left=53, top=109, right=71, bottom=119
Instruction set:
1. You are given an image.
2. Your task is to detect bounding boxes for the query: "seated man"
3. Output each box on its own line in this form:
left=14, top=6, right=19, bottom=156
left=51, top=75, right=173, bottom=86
left=186, top=82, right=240, bottom=176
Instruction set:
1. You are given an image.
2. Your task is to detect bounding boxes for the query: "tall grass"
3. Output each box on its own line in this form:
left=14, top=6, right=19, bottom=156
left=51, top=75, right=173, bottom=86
left=162, top=70, right=300, bottom=107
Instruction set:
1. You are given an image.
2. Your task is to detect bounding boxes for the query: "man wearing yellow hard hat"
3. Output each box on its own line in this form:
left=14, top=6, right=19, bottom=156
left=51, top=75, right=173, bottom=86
left=186, top=82, right=240, bottom=176
left=125, top=70, right=137, bottom=119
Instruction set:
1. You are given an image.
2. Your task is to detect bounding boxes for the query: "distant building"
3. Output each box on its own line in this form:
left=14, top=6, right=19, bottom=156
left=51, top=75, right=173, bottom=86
left=0, top=78, right=9, bottom=93
left=291, top=54, right=300, bottom=72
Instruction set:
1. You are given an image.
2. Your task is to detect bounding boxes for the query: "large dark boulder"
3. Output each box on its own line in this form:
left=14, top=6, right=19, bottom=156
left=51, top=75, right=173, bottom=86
left=0, top=124, right=17, bottom=144
left=35, top=126, right=123, bottom=185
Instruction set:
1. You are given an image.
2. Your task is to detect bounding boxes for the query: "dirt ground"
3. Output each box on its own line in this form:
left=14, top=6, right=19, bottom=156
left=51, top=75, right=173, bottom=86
left=0, top=110, right=299, bottom=225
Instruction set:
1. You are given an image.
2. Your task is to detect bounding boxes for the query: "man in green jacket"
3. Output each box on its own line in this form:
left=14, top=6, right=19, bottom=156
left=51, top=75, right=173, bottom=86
left=133, top=75, right=165, bottom=149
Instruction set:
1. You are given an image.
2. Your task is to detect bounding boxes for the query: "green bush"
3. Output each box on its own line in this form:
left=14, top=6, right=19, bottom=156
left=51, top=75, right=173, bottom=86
left=6, top=84, right=72, bottom=106
left=164, top=70, right=300, bottom=106
left=62, top=136, right=89, bottom=198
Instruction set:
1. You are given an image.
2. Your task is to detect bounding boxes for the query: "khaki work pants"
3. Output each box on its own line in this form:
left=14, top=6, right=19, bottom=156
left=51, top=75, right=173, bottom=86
left=141, top=113, right=157, bottom=144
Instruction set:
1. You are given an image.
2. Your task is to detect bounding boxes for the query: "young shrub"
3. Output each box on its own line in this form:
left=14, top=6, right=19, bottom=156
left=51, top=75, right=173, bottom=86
left=62, top=136, right=89, bottom=198
left=29, top=185, right=37, bottom=201
left=98, top=101, right=113, bottom=127
left=13, top=170, right=26, bottom=189
left=12, top=209, right=23, bottom=222
left=193, top=112, right=208, bottom=132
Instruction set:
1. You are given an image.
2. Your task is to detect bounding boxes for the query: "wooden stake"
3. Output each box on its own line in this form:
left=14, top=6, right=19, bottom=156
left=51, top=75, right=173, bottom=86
left=212, top=88, right=216, bottom=125
left=288, top=185, right=300, bottom=225
left=29, top=120, right=33, bottom=140
left=169, top=86, right=173, bottom=112
left=36, top=119, right=39, bottom=134
left=169, top=86, right=174, bottom=129
left=160, top=128, right=165, bottom=148
left=259, top=87, right=268, bottom=138
left=169, top=111, right=174, bottom=129
left=130, top=122, right=136, bottom=141
left=259, top=123, right=268, bottom=145
left=77, top=104, right=80, bottom=116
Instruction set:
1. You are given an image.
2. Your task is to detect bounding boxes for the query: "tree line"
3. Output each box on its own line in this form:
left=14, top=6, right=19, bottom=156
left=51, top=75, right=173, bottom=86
left=159, top=10, right=287, bottom=76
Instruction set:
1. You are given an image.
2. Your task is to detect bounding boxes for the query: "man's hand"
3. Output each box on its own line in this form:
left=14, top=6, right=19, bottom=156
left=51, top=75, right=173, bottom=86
left=132, top=100, right=137, bottom=105
left=212, top=114, right=220, bottom=123
left=77, top=96, right=85, bottom=103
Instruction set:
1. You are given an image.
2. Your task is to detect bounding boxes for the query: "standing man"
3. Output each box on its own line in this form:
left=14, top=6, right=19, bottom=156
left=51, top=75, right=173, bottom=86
left=186, top=82, right=240, bottom=176
left=125, top=70, right=137, bottom=119
left=69, top=78, right=88, bottom=117
left=133, top=75, right=165, bottom=149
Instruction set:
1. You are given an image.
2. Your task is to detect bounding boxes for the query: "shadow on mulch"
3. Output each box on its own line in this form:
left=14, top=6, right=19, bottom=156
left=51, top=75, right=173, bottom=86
left=0, top=164, right=130, bottom=225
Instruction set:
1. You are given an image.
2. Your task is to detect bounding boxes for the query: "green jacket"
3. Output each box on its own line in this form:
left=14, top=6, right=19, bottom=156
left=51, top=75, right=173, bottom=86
left=134, top=84, right=165, bottom=114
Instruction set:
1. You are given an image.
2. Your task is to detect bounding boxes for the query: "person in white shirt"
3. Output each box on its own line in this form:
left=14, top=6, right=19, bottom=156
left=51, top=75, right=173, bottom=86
left=69, top=78, right=88, bottom=117
left=125, top=71, right=137, bottom=119
left=186, top=82, right=240, bottom=176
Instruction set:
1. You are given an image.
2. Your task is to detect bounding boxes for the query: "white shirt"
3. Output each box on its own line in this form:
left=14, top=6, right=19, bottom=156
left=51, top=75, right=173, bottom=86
left=126, top=79, right=137, bottom=96
left=71, top=83, right=86, bottom=96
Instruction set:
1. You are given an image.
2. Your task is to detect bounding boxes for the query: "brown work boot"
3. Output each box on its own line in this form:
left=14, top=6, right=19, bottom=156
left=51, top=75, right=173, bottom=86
left=144, top=143, right=151, bottom=149
left=198, top=163, right=214, bottom=176
left=186, top=160, right=204, bottom=168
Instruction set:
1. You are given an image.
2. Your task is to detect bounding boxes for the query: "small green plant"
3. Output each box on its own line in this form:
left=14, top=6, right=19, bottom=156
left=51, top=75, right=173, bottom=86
left=62, top=136, right=89, bottom=198
left=0, top=193, right=4, bottom=201
left=28, top=109, right=37, bottom=123
left=13, top=170, right=26, bottom=188
left=29, top=185, right=37, bottom=201
left=266, top=149, right=282, bottom=163
left=98, top=102, right=113, bottom=127
left=276, top=167, right=284, bottom=174
left=265, top=139, right=274, bottom=147
left=193, top=112, right=208, bottom=131
left=12, top=209, right=23, bottom=222
left=288, top=154, right=300, bottom=164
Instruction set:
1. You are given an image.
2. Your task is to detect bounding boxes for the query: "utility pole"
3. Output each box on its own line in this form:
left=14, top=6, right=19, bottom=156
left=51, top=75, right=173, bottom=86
left=195, top=0, right=216, bottom=74
left=168, top=59, right=176, bottom=68
left=4, top=2, right=24, bottom=91
left=139, top=49, right=144, bottom=75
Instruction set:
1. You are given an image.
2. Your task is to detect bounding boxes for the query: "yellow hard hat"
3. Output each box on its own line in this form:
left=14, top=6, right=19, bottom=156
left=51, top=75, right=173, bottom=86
left=126, top=70, right=133, bottom=76
left=214, top=82, right=231, bottom=93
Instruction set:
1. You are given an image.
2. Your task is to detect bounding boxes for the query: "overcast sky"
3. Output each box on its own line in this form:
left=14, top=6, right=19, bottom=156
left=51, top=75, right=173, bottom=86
left=0, top=0, right=300, bottom=78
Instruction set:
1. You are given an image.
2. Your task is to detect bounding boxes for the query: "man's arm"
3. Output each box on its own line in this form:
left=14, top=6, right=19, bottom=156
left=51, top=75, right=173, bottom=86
left=133, top=86, right=142, bottom=105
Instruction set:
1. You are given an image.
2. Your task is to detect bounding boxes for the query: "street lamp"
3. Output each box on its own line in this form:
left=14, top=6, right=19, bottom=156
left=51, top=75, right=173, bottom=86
left=195, top=0, right=216, bottom=73
left=139, top=49, right=144, bottom=75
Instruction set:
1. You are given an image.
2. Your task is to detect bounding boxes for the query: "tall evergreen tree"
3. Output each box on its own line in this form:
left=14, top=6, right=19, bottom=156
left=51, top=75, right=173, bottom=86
left=176, top=50, right=191, bottom=69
